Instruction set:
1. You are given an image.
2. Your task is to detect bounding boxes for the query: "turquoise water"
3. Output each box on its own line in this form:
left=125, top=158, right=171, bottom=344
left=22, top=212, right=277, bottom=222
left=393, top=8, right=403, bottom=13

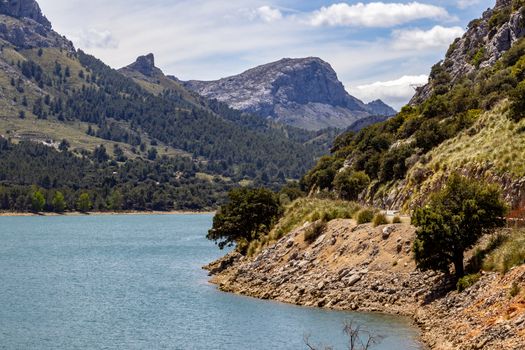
left=0, top=214, right=423, bottom=349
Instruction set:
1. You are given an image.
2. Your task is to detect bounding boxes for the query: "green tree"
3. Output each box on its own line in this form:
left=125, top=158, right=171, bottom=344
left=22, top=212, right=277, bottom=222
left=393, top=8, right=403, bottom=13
left=333, top=170, right=370, bottom=201
left=207, top=188, right=281, bottom=252
left=77, top=193, right=92, bottom=213
left=51, top=191, right=66, bottom=213
left=108, top=190, right=124, bottom=211
left=412, top=174, right=507, bottom=279
left=31, top=189, right=45, bottom=212
left=509, top=81, right=525, bottom=122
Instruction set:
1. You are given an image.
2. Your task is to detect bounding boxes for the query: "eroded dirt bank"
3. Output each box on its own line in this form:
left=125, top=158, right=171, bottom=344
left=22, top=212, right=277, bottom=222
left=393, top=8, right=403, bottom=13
left=205, top=219, right=525, bottom=350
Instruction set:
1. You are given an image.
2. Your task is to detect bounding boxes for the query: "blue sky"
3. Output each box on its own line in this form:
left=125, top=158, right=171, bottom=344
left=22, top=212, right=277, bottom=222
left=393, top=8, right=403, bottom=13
left=38, top=0, right=495, bottom=109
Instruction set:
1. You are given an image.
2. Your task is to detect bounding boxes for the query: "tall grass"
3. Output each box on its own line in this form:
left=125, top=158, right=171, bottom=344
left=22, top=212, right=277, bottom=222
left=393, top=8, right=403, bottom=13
left=245, top=198, right=361, bottom=256
left=483, top=229, right=525, bottom=273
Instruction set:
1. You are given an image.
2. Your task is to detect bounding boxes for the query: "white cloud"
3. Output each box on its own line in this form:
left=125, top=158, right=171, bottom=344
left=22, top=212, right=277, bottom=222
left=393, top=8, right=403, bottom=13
left=348, top=75, right=428, bottom=109
left=256, top=6, right=283, bottom=22
left=457, top=0, right=480, bottom=9
left=392, top=25, right=464, bottom=50
left=72, top=28, right=119, bottom=49
left=309, top=2, right=452, bottom=28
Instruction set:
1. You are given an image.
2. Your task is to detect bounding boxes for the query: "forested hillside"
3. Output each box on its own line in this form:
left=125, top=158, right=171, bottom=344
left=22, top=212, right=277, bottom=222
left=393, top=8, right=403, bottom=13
left=301, top=0, right=525, bottom=211
left=0, top=0, right=334, bottom=212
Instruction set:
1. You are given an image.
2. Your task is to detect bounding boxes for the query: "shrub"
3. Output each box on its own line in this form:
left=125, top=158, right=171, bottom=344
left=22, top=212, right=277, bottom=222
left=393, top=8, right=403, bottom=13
left=333, top=169, right=370, bottom=201
left=304, top=220, right=326, bottom=243
left=457, top=273, right=481, bottom=292
left=510, top=281, right=521, bottom=298
left=509, top=82, right=525, bottom=122
left=372, top=213, right=388, bottom=227
left=356, top=208, right=375, bottom=224
left=392, top=215, right=402, bottom=224
left=483, top=229, right=525, bottom=273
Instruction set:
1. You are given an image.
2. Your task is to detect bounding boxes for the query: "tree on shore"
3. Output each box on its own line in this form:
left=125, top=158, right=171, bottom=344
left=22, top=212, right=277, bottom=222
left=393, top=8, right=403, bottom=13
left=51, top=191, right=66, bottom=213
left=77, top=193, right=92, bottom=213
left=31, top=188, right=45, bottom=212
left=207, top=187, right=281, bottom=253
left=412, top=174, right=507, bottom=279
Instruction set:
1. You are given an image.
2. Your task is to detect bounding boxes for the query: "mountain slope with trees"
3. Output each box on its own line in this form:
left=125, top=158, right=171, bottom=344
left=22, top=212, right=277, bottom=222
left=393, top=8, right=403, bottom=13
left=301, top=0, right=525, bottom=212
left=0, top=0, right=337, bottom=211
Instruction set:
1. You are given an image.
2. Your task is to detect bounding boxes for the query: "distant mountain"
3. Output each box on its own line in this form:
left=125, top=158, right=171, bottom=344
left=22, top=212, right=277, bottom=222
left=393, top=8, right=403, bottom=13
left=184, top=57, right=396, bottom=131
left=0, top=1, right=333, bottom=212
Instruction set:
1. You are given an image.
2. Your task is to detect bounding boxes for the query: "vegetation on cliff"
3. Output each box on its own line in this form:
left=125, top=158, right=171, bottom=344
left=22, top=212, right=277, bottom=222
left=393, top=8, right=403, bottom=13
left=300, top=1, right=525, bottom=210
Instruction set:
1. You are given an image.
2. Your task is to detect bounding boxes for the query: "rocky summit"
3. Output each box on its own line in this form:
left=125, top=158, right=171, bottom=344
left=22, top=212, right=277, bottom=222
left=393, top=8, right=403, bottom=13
left=0, top=0, right=51, bottom=28
left=121, top=53, right=159, bottom=78
left=184, top=57, right=395, bottom=131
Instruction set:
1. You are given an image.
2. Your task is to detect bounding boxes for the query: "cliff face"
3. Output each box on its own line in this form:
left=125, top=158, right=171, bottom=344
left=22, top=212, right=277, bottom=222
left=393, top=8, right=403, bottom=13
left=411, top=0, right=525, bottom=104
left=185, top=58, right=395, bottom=131
left=0, top=0, right=73, bottom=50
left=0, top=0, right=51, bottom=28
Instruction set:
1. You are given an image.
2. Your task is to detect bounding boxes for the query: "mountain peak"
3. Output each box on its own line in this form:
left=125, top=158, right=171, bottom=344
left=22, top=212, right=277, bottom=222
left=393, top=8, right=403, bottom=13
left=184, top=57, right=395, bottom=130
left=0, top=0, right=51, bottom=28
left=125, top=53, right=157, bottom=77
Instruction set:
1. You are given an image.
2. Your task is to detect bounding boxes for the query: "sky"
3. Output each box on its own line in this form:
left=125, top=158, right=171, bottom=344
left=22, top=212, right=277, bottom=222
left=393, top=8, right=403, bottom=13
left=38, top=0, right=495, bottom=109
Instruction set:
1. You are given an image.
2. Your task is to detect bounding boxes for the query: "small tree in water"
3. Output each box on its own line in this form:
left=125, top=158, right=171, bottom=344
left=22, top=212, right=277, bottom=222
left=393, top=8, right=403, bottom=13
left=304, top=320, right=380, bottom=350
left=412, top=174, right=507, bottom=279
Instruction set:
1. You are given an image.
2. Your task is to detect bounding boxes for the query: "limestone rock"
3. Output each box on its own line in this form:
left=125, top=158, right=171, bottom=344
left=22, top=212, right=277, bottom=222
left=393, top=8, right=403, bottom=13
left=184, top=57, right=395, bottom=131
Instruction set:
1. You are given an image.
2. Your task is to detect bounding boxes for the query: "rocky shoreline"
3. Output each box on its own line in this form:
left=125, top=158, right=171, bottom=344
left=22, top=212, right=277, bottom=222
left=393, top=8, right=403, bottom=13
left=205, top=219, right=525, bottom=350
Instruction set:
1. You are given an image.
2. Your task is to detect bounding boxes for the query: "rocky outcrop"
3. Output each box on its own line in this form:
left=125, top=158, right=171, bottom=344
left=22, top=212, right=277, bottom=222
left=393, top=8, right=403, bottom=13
left=0, top=0, right=73, bottom=50
left=206, top=219, right=525, bottom=349
left=0, top=0, right=51, bottom=28
left=411, top=0, right=525, bottom=104
left=184, top=58, right=396, bottom=131
left=122, top=53, right=158, bottom=78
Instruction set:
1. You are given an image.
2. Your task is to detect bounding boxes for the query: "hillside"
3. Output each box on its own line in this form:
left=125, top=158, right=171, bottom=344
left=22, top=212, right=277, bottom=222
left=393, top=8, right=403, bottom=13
left=301, top=0, right=525, bottom=212
left=0, top=0, right=337, bottom=211
left=184, top=57, right=395, bottom=131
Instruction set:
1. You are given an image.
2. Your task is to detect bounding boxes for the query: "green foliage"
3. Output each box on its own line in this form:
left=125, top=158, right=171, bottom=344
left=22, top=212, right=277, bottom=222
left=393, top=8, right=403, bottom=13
left=270, top=198, right=361, bottom=243
left=372, top=213, right=388, bottom=227
left=379, top=145, right=414, bottom=182
left=77, top=193, right=92, bottom=212
left=488, top=7, right=511, bottom=32
left=457, top=273, right=481, bottom=292
left=304, top=220, right=327, bottom=243
left=483, top=229, right=525, bottom=273
left=31, top=188, right=45, bottom=212
left=278, top=182, right=305, bottom=203
left=333, top=169, right=370, bottom=201
left=0, top=138, right=231, bottom=212
left=510, top=281, right=521, bottom=297
left=207, top=188, right=281, bottom=252
left=301, top=156, right=343, bottom=191
left=412, top=174, right=508, bottom=278
left=356, top=208, right=375, bottom=225
left=51, top=191, right=66, bottom=212
left=509, top=82, right=525, bottom=122
left=471, top=47, right=486, bottom=68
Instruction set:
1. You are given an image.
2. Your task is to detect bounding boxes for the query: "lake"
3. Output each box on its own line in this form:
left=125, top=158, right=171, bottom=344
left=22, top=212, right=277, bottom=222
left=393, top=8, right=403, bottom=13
left=0, top=214, right=423, bottom=349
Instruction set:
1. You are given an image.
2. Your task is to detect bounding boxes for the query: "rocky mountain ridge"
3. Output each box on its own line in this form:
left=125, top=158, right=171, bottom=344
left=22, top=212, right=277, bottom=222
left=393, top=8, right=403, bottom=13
left=184, top=57, right=395, bottom=131
left=0, top=0, right=50, bottom=28
left=412, top=0, right=525, bottom=104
